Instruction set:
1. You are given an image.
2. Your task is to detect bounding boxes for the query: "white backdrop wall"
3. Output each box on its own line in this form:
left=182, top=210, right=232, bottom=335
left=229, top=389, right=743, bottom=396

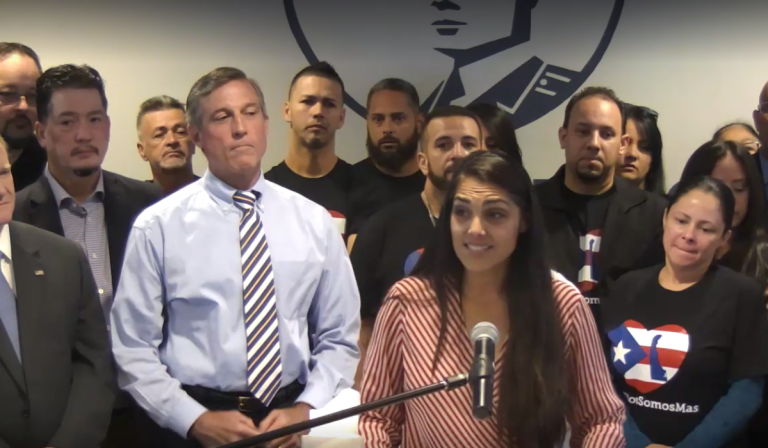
left=2, top=0, right=767, bottom=186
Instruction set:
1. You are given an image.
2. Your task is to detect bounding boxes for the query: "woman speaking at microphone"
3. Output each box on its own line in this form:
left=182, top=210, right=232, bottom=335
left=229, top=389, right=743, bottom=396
left=602, top=176, right=768, bottom=448
left=359, top=151, right=624, bottom=447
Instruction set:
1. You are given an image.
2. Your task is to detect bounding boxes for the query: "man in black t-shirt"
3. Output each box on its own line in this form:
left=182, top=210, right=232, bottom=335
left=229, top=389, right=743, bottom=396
left=350, top=105, right=485, bottom=387
left=534, top=86, right=666, bottom=327
left=265, top=62, right=352, bottom=236
left=0, top=43, right=47, bottom=191
left=347, top=79, right=425, bottom=248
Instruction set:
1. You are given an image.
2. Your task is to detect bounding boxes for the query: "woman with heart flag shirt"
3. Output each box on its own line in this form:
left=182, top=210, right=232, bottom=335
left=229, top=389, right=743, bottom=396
left=602, top=175, right=768, bottom=448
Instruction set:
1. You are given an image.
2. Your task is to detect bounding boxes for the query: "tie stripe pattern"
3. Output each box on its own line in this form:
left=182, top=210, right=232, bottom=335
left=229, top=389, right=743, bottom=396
left=233, top=190, right=282, bottom=405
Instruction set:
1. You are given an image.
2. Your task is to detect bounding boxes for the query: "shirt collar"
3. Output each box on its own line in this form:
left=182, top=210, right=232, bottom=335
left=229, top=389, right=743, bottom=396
left=0, top=224, right=11, bottom=263
left=44, top=166, right=105, bottom=206
left=203, top=169, right=267, bottom=212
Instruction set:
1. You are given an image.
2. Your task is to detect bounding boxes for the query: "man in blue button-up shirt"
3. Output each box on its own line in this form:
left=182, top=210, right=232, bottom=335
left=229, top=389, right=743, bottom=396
left=110, top=67, right=360, bottom=448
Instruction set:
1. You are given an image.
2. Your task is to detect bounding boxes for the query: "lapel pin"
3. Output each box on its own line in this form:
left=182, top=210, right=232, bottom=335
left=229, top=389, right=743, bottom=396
left=34, top=270, right=44, bottom=276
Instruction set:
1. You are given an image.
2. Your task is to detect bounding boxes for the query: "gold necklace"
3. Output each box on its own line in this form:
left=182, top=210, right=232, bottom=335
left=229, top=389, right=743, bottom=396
left=421, top=192, right=438, bottom=227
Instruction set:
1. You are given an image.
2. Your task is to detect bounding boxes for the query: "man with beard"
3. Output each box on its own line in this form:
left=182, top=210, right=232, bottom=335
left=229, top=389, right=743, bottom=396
left=349, top=105, right=484, bottom=388
left=266, top=62, right=352, bottom=237
left=0, top=43, right=47, bottom=191
left=136, top=95, right=199, bottom=196
left=534, top=86, right=665, bottom=330
left=13, top=64, right=161, bottom=448
left=347, top=79, right=425, bottom=248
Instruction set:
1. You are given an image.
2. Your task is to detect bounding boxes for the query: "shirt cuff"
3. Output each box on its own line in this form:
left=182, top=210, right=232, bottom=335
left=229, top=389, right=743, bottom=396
left=167, top=392, right=208, bottom=439
left=296, top=382, right=334, bottom=411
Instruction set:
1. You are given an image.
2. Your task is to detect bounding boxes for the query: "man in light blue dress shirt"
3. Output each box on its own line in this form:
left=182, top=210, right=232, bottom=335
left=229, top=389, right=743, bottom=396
left=110, top=67, right=361, bottom=448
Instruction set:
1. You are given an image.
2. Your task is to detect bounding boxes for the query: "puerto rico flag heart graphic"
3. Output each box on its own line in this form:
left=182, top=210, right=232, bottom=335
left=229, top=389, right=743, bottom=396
left=607, top=320, right=689, bottom=394
left=328, top=210, right=346, bottom=238
left=404, top=248, right=424, bottom=276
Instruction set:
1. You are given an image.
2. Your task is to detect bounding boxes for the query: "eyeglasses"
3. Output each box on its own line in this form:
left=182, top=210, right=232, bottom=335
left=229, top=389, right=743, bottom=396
left=742, top=140, right=762, bottom=151
left=758, top=102, right=768, bottom=114
left=0, top=91, right=37, bottom=106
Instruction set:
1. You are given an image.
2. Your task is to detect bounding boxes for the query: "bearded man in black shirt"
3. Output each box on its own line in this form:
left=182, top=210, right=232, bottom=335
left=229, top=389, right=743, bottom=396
left=350, top=105, right=485, bottom=388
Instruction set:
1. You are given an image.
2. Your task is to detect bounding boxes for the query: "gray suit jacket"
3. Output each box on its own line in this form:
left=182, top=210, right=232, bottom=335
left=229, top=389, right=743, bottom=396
left=0, top=221, right=115, bottom=448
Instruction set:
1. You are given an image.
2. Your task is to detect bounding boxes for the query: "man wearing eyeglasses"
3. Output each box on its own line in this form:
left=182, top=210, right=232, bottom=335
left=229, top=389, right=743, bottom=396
left=0, top=43, right=46, bottom=191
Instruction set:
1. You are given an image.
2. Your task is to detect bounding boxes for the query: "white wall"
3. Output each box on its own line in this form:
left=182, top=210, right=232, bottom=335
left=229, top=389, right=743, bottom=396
left=2, top=0, right=767, bottom=186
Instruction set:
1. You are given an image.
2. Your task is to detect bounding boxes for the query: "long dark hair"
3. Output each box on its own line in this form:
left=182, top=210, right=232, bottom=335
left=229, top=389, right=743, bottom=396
left=412, top=151, right=570, bottom=448
left=678, top=140, right=765, bottom=272
left=467, top=103, right=523, bottom=165
left=625, top=104, right=665, bottom=195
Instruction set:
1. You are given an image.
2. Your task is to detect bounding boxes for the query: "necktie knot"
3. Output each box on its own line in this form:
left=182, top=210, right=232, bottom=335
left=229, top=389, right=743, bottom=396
left=233, top=190, right=258, bottom=212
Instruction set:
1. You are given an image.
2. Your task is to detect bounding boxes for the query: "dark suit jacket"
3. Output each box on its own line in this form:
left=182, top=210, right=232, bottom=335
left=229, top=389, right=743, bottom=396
left=534, top=167, right=668, bottom=303
left=12, top=170, right=162, bottom=290
left=0, top=221, right=115, bottom=448
left=11, top=142, right=47, bottom=192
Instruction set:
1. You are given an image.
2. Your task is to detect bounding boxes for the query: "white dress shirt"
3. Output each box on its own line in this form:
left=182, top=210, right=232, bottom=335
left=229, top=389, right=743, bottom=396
left=0, top=224, right=15, bottom=294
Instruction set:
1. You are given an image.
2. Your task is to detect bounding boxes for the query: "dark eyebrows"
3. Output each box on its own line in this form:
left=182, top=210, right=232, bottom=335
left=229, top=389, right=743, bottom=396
left=453, top=196, right=512, bottom=206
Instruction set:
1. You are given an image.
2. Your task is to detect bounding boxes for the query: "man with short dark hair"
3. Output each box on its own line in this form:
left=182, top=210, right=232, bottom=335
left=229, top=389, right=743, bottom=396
left=347, top=78, right=426, bottom=249
left=534, top=86, right=666, bottom=327
left=350, top=105, right=484, bottom=387
left=0, top=42, right=47, bottom=191
left=111, top=67, right=359, bottom=448
left=265, top=62, right=352, bottom=237
left=13, top=64, right=161, bottom=448
left=136, top=95, right=199, bottom=195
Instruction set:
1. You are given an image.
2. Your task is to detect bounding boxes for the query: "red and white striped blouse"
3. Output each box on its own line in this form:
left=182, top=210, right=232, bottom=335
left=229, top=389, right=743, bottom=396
left=359, top=275, right=626, bottom=448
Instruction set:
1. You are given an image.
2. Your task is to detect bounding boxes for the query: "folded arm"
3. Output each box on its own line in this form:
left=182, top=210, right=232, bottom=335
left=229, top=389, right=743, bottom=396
left=675, top=378, right=764, bottom=448
left=624, top=413, right=652, bottom=448
left=48, top=246, right=116, bottom=448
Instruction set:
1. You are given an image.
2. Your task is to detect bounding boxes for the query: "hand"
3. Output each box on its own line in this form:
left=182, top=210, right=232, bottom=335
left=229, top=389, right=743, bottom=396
left=189, top=410, right=260, bottom=447
left=258, top=403, right=312, bottom=448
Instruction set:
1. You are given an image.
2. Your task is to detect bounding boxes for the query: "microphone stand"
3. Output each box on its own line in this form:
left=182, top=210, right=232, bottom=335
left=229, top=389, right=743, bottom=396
left=218, top=373, right=469, bottom=448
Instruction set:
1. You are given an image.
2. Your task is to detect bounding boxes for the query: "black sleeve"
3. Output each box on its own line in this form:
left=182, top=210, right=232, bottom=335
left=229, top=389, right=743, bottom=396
left=730, top=278, right=768, bottom=380
left=350, top=215, right=386, bottom=320
left=48, top=244, right=116, bottom=448
left=347, top=211, right=367, bottom=236
left=637, top=198, right=667, bottom=269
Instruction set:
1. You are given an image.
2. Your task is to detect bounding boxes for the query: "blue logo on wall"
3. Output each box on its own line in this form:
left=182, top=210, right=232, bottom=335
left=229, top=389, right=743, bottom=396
left=284, top=0, right=624, bottom=128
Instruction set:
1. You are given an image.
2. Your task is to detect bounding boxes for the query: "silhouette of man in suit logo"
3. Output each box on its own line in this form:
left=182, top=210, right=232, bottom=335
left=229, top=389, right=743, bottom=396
left=285, top=0, right=624, bottom=128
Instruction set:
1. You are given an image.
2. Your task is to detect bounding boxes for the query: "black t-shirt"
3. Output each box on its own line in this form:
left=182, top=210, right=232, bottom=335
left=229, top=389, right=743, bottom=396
left=350, top=193, right=435, bottom=320
left=602, top=265, right=768, bottom=447
left=347, top=158, right=425, bottom=234
left=561, top=184, right=615, bottom=316
left=265, top=159, right=354, bottom=236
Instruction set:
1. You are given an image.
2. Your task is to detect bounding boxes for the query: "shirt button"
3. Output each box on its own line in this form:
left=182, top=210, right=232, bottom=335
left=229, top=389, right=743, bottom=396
left=91, top=253, right=98, bottom=259
left=106, top=325, right=111, bottom=332
left=21, top=409, right=29, bottom=418
left=98, top=288, right=104, bottom=294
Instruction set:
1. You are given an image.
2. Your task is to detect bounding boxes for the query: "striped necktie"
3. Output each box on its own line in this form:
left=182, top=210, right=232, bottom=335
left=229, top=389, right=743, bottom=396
left=233, top=190, right=282, bottom=405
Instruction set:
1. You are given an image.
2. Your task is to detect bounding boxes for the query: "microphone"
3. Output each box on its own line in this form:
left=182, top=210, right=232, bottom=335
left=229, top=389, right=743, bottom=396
left=469, top=322, right=499, bottom=420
